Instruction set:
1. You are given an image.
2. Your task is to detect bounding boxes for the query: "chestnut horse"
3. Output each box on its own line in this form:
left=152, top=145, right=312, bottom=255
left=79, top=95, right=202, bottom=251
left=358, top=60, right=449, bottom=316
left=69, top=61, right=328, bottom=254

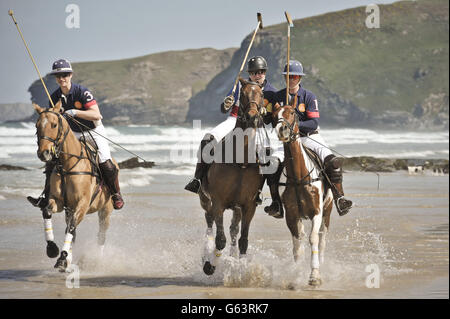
left=199, top=78, right=266, bottom=275
left=273, top=104, right=333, bottom=286
left=33, top=101, right=115, bottom=272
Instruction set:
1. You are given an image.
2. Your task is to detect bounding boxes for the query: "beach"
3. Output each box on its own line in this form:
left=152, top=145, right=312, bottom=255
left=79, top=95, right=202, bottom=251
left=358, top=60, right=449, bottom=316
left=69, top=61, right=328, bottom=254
left=0, top=124, right=448, bottom=299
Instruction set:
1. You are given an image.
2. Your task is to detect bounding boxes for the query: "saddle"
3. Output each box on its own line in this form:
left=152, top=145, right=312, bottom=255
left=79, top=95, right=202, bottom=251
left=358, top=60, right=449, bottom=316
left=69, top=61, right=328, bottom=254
left=78, top=136, right=101, bottom=183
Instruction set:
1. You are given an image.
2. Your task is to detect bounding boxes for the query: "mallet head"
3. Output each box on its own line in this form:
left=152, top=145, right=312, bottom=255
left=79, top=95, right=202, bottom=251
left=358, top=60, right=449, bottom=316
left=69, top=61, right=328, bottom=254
left=257, top=12, right=263, bottom=29
left=285, top=11, right=294, bottom=27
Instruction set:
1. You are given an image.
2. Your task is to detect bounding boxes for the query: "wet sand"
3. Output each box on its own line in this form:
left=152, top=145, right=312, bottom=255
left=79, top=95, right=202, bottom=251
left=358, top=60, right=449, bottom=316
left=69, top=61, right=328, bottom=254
left=0, top=170, right=448, bottom=299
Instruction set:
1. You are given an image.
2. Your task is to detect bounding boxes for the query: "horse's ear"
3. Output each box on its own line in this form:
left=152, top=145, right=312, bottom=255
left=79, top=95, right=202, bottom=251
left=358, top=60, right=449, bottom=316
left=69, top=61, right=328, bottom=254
left=33, top=103, right=44, bottom=114
left=54, top=99, right=62, bottom=112
left=239, top=77, right=247, bottom=87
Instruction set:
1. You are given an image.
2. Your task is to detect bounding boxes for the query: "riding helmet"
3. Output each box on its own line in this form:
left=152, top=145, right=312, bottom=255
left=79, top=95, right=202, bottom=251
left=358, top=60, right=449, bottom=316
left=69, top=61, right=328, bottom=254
left=283, top=60, right=306, bottom=76
left=247, top=56, right=268, bottom=72
left=51, top=59, right=73, bottom=74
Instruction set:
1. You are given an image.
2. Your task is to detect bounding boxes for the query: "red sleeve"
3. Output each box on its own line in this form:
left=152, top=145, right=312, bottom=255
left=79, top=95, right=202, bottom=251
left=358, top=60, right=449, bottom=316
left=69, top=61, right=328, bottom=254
left=84, top=100, right=97, bottom=108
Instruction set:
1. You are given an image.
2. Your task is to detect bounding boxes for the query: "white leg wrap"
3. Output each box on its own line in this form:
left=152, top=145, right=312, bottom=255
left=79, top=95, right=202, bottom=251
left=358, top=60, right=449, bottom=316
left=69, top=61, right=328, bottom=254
left=44, top=219, right=54, bottom=242
left=202, top=228, right=215, bottom=263
left=62, top=233, right=73, bottom=253
left=311, top=244, right=320, bottom=269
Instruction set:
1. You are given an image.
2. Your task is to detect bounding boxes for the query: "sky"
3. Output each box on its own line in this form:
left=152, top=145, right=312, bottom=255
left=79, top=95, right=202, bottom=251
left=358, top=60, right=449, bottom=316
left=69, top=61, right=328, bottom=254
left=0, top=0, right=399, bottom=104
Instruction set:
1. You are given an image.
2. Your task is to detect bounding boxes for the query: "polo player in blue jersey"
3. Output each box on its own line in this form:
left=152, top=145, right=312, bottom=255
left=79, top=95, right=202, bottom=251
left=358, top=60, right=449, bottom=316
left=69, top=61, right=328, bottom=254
left=27, top=59, right=124, bottom=210
left=269, top=60, right=353, bottom=218
left=185, top=56, right=284, bottom=210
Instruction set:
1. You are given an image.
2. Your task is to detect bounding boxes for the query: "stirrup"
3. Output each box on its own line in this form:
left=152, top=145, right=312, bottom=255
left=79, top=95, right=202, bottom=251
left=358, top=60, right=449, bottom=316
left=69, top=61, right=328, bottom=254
left=184, top=178, right=201, bottom=194
left=336, top=196, right=353, bottom=216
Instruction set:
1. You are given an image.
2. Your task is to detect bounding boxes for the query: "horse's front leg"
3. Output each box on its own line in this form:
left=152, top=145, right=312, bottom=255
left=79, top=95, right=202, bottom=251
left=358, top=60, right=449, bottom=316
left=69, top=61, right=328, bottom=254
left=229, top=206, right=242, bottom=258
left=42, top=206, right=59, bottom=258
left=202, top=209, right=217, bottom=275
left=319, top=193, right=333, bottom=264
left=54, top=208, right=76, bottom=272
left=54, top=205, right=86, bottom=272
left=309, top=209, right=323, bottom=287
left=238, top=203, right=256, bottom=258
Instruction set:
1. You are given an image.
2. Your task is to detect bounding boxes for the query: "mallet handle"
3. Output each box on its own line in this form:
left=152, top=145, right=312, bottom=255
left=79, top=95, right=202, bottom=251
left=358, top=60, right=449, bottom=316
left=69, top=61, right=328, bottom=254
left=231, top=13, right=263, bottom=96
left=8, top=10, right=55, bottom=108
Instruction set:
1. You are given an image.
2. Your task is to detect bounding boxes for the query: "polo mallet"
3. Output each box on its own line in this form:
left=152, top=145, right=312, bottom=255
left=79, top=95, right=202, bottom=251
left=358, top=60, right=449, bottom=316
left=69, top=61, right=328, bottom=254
left=8, top=9, right=55, bottom=108
left=284, top=11, right=294, bottom=106
left=223, top=12, right=263, bottom=111
left=8, top=9, right=150, bottom=163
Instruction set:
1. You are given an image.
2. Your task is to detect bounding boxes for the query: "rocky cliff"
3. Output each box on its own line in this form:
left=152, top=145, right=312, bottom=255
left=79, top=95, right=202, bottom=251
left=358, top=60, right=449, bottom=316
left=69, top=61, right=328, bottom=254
left=24, top=0, right=448, bottom=129
left=188, top=0, right=449, bottom=129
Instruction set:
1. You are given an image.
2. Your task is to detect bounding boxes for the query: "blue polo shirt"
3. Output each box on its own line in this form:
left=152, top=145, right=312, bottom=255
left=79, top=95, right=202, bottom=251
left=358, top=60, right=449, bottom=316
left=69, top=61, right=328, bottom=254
left=49, top=83, right=97, bottom=132
left=273, top=86, right=320, bottom=134
left=229, top=79, right=277, bottom=117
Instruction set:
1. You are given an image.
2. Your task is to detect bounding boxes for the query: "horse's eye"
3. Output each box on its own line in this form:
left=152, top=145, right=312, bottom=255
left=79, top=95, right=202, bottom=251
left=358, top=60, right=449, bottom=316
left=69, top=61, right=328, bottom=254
left=51, top=123, right=57, bottom=128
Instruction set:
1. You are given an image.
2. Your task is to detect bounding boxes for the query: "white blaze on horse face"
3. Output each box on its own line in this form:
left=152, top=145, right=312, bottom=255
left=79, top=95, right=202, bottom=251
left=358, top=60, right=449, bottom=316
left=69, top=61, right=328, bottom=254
left=40, top=117, right=48, bottom=131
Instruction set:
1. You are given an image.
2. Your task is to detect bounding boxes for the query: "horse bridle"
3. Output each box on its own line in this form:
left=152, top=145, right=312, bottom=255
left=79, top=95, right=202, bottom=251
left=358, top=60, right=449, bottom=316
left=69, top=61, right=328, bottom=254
left=277, top=109, right=300, bottom=143
left=36, top=110, right=70, bottom=159
left=237, top=83, right=265, bottom=126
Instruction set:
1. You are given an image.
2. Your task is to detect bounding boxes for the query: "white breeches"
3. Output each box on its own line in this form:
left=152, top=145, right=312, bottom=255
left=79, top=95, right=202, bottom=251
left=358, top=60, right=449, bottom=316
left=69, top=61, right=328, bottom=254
left=207, top=116, right=284, bottom=163
left=300, top=132, right=333, bottom=163
left=72, top=124, right=112, bottom=163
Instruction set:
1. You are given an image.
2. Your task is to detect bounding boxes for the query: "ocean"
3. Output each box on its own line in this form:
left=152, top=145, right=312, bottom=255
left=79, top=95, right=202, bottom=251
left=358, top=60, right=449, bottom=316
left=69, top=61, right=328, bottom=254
left=0, top=122, right=448, bottom=299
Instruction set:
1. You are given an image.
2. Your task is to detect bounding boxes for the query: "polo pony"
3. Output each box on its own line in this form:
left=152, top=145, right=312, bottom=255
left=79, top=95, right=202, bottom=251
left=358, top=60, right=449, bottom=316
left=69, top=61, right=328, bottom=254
left=273, top=103, right=333, bottom=286
left=199, top=78, right=266, bottom=275
left=33, top=101, right=115, bottom=272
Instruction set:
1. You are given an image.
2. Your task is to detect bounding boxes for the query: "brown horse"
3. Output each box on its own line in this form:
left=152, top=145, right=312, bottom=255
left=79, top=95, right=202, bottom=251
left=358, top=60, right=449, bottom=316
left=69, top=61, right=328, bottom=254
left=33, top=101, right=115, bottom=272
left=199, top=78, right=266, bottom=275
left=273, top=104, right=333, bottom=286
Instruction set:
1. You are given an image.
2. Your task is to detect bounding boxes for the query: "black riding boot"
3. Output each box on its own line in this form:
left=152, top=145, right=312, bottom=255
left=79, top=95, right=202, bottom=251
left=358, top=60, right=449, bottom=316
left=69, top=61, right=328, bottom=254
left=27, top=161, right=56, bottom=209
left=99, top=159, right=124, bottom=210
left=324, top=155, right=353, bottom=216
left=264, top=160, right=284, bottom=219
left=184, top=135, right=216, bottom=194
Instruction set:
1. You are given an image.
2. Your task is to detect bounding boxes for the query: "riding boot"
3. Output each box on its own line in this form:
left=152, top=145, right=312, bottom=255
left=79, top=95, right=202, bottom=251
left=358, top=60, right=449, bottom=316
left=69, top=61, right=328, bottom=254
left=324, top=155, right=353, bottom=216
left=99, top=159, right=124, bottom=210
left=27, top=161, right=56, bottom=209
left=264, top=160, right=284, bottom=219
left=184, top=135, right=216, bottom=194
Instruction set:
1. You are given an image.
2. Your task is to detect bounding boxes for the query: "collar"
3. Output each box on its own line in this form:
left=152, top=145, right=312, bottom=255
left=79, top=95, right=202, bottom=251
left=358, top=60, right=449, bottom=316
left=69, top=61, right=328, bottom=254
left=287, top=84, right=303, bottom=97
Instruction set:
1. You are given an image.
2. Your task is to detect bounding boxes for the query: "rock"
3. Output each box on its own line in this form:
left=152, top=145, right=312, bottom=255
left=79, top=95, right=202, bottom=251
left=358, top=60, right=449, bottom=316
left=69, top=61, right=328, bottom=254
left=118, top=157, right=155, bottom=169
left=0, top=164, right=28, bottom=171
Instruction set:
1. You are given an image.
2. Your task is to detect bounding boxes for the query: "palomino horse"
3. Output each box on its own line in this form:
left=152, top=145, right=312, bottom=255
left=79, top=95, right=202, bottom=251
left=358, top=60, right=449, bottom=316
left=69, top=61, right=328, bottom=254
left=33, top=101, right=115, bottom=272
left=273, top=104, right=333, bottom=286
left=199, top=78, right=266, bottom=275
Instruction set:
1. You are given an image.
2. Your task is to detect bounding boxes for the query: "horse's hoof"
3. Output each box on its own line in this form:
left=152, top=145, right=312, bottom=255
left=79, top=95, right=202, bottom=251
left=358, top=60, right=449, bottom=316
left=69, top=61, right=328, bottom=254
left=203, top=261, right=216, bottom=276
left=308, top=277, right=322, bottom=287
left=287, top=283, right=296, bottom=290
left=46, top=241, right=59, bottom=258
left=54, top=252, right=68, bottom=272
